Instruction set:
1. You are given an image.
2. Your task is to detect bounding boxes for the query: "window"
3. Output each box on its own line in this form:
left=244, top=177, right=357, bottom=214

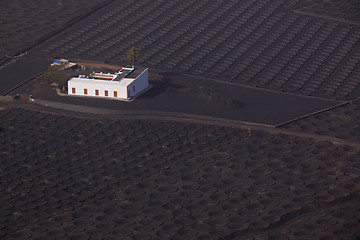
left=105, top=90, right=108, bottom=96
left=95, top=89, right=99, bottom=96
left=114, top=91, right=117, bottom=97
left=133, top=86, right=135, bottom=92
left=72, top=88, right=76, bottom=94
left=84, top=89, right=88, bottom=95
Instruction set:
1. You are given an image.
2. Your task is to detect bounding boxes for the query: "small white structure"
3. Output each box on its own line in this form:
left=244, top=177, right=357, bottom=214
left=67, top=67, right=148, bottom=100
left=51, top=59, right=77, bottom=69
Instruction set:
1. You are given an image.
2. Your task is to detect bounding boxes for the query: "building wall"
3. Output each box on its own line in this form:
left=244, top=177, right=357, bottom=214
left=68, top=79, right=128, bottom=99
left=127, top=68, right=148, bottom=98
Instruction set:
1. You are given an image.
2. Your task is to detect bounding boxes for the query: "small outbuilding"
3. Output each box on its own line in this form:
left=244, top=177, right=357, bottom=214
left=67, top=67, right=148, bottom=100
left=51, top=59, right=77, bottom=69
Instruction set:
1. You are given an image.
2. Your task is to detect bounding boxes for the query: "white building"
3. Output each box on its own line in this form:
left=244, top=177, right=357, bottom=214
left=68, top=67, right=148, bottom=100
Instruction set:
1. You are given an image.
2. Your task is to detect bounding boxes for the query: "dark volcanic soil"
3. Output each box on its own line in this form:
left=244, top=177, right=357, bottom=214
left=0, top=0, right=107, bottom=60
left=1, top=0, right=360, bottom=239
left=281, top=96, right=360, bottom=142
left=33, top=0, right=360, bottom=100
left=297, top=0, right=360, bottom=25
left=0, top=107, right=359, bottom=239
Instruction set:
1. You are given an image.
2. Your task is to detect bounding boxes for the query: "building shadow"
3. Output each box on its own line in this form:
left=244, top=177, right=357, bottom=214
left=138, top=80, right=166, bottom=99
left=138, top=77, right=185, bottom=99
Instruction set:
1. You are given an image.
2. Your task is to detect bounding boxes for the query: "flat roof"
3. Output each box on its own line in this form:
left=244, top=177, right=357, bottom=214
left=126, top=67, right=147, bottom=79
left=69, top=67, right=147, bottom=87
left=68, top=77, right=136, bottom=87
left=113, top=68, right=133, bottom=81
left=89, top=67, right=146, bottom=81
left=72, top=67, right=147, bottom=83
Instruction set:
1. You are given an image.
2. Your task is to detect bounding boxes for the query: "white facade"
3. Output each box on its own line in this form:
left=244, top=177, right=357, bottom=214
left=68, top=67, right=148, bottom=100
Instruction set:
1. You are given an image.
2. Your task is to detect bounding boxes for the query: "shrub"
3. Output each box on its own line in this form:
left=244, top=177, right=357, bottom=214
left=37, top=65, right=71, bottom=91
